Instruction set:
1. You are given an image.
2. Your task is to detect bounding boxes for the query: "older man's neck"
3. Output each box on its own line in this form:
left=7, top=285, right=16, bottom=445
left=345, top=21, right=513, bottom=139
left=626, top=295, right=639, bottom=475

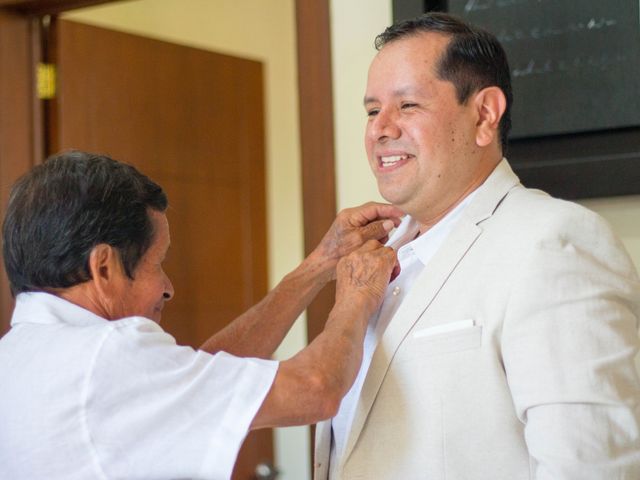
left=51, top=284, right=112, bottom=320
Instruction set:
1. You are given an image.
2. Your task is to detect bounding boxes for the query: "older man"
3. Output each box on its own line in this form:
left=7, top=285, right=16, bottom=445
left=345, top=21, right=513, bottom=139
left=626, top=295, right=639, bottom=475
left=315, top=12, right=640, bottom=480
left=0, top=150, right=400, bottom=479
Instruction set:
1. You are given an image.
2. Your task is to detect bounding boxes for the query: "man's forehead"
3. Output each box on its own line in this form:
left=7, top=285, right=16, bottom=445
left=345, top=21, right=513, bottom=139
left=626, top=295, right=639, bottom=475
left=364, top=33, right=450, bottom=103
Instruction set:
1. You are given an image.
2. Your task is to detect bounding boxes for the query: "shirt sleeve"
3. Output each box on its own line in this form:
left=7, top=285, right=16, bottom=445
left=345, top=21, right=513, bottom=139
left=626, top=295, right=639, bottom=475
left=501, top=208, right=640, bottom=479
left=84, top=319, right=278, bottom=480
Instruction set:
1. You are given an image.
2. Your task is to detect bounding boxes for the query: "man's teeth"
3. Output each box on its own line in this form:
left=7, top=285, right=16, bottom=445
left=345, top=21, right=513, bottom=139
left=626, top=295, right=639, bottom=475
left=381, top=155, right=408, bottom=167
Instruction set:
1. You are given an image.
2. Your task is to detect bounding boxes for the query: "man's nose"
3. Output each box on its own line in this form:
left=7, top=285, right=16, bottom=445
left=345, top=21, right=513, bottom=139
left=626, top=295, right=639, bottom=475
left=163, top=275, right=175, bottom=300
left=368, top=109, right=401, bottom=142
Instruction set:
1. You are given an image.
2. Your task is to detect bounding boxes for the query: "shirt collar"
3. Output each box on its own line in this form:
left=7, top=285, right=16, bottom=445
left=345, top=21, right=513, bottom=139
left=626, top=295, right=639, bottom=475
left=386, top=189, right=478, bottom=267
left=11, top=291, right=108, bottom=327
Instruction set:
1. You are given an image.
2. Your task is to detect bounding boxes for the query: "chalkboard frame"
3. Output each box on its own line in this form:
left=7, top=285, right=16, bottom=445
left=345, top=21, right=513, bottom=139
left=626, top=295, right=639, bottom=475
left=390, top=0, right=640, bottom=200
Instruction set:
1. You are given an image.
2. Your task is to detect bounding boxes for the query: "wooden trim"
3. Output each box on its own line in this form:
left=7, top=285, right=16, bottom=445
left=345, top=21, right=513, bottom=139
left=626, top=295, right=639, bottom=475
left=295, top=0, right=337, bottom=342
left=295, top=0, right=337, bottom=466
left=0, top=0, right=117, bottom=15
left=30, top=16, right=44, bottom=162
left=42, top=15, right=59, bottom=155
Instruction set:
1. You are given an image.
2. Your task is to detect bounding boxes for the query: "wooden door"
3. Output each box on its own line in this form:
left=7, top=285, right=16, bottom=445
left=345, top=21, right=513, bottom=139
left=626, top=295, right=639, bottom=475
left=0, top=10, right=35, bottom=334
left=53, top=19, right=272, bottom=479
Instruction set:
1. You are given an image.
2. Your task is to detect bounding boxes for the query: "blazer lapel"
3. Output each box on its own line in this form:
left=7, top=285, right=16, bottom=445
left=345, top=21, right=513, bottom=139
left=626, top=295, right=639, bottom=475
left=338, top=159, right=521, bottom=466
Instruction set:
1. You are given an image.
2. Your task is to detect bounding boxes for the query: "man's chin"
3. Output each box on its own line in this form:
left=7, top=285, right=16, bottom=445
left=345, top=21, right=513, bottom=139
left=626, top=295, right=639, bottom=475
left=379, top=191, right=409, bottom=214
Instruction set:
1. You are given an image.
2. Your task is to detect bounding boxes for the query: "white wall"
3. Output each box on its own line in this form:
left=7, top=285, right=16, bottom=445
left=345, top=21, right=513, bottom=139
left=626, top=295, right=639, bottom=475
left=63, top=1, right=310, bottom=479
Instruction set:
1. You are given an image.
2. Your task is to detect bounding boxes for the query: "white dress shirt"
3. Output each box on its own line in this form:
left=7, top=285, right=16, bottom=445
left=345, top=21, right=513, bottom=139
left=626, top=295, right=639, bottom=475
left=0, top=292, right=278, bottom=480
left=329, top=193, right=477, bottom=477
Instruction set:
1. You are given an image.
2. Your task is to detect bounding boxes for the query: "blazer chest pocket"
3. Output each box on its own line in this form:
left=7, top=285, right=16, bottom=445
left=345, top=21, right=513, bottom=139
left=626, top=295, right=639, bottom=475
left=400, top=320, right=483, bottom=359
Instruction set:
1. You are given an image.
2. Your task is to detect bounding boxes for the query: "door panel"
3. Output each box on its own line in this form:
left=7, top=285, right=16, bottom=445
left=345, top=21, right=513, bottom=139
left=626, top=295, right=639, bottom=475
left=54, top=19, right=271, bottom=479
left=0, top=10, right=35, bottom=335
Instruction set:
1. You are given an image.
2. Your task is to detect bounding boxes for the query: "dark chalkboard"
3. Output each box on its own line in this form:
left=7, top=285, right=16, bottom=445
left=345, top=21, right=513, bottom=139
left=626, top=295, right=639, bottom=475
left=448, top=0, right=640, bottom=139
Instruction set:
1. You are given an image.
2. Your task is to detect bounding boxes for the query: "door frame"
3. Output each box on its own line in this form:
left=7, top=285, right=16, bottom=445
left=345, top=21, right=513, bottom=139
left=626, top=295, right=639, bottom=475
left=0, top=1, right=113, bottom=15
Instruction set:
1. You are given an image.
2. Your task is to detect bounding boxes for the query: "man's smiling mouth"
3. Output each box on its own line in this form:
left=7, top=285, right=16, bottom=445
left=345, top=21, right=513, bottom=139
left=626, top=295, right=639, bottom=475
left=379, top=154, right=413, bottom=168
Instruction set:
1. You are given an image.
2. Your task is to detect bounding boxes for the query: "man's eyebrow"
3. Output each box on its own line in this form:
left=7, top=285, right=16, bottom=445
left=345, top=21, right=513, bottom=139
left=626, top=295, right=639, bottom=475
left=363, top=95, right=378, bottom=106
left=363, top=87, right=421, bottom=106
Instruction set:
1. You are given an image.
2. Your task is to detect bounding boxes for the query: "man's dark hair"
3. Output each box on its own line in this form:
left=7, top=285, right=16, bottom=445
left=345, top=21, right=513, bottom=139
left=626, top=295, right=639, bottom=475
left=2, top=151, right=168, bottom=295
left=375, top=12, right=513, bottom=149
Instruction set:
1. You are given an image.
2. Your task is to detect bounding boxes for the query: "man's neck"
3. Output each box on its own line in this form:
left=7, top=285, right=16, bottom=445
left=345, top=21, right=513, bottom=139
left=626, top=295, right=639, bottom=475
left=52, top=284, right=109, bottom=320
left=415, top=156, right=501, bottom=234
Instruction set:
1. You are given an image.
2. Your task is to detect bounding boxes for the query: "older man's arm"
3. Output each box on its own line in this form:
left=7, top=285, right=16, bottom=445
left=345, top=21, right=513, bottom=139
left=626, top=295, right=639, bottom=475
left=200, top=202, right=402, bottom=358
left=251, top=239, right=397, bottom=428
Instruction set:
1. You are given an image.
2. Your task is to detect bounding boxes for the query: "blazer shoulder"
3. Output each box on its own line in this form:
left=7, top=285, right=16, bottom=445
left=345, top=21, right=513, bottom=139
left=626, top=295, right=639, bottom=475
left=500, top=185, right=613, bottom=234
left=494, top=186, right=637, bottom=277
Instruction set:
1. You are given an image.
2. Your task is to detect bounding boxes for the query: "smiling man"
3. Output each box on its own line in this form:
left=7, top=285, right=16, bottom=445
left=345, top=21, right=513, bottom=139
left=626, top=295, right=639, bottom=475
left=0, top=150, right=401, bottom=480
left=314, top=12, right=640, bottom=480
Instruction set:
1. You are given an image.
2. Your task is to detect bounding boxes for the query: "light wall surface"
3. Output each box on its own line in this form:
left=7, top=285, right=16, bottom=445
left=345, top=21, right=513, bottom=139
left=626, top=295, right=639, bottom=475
left=330, top=0, right=389, bottom=211
left=62, top=1, right=310, bottom=479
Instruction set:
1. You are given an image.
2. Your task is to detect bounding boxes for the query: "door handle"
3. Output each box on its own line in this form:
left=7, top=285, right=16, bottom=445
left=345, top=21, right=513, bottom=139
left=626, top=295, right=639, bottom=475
left=254, top=461, right=279, bottom=480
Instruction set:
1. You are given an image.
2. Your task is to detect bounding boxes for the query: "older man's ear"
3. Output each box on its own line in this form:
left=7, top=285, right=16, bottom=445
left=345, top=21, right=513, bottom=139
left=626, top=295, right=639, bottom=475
left=84, top=244, right=127, bottom=319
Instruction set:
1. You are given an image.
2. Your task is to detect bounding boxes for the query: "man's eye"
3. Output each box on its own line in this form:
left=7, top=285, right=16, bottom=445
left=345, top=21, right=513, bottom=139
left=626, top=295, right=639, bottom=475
left=366, top=109, right=380, bottom=117
left=401, top=103, right=417, bottom=109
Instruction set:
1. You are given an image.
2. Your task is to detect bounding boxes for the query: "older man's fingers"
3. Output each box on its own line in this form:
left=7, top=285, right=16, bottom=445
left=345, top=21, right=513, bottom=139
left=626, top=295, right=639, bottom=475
left=345, top=202, right=404, bottom=227
left=358, top=218, right=397, bottom=242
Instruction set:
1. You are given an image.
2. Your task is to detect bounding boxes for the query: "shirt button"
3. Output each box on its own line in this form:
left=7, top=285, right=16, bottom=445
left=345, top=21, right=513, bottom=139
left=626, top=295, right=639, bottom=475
left=392, top=286, right=401, bottom=296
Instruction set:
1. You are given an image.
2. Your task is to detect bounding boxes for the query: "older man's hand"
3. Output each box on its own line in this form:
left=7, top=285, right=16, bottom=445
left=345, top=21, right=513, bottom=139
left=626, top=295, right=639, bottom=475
left=308, top=202, right=403, bottom=282
left=335, top=239, right=398, bottom=313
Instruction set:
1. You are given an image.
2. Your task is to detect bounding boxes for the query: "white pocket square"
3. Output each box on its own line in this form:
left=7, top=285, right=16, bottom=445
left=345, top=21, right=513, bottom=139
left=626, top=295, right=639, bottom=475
left=412, top=319, right=476, bottom=339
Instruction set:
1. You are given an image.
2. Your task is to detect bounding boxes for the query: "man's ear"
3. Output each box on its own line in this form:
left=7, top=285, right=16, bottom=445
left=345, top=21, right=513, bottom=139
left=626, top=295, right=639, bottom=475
left=87, top=243, right=124, bottom=298
left=473, top=86, right=506, bottom=147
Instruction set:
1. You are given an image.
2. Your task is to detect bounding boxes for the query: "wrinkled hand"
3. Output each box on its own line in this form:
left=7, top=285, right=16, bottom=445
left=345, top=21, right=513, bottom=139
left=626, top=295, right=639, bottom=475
left=335, top=240, right=398, bottom=313
left=311, top=202, right=403, bottom=280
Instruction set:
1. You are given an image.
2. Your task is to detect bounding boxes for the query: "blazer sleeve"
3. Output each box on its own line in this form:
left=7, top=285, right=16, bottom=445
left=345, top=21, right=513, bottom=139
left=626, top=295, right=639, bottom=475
left=501, top=206, right=640, bottom=480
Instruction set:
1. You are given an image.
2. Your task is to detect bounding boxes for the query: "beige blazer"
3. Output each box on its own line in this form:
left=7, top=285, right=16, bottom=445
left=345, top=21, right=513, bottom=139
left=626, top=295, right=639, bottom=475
left=315, top=160, right=640, bottom=480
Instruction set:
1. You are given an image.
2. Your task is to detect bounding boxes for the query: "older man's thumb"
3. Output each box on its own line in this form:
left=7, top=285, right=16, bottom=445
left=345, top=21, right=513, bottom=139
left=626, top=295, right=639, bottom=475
left=363, top=219, right=396, bottom=240
left=382, top=219, right=395, bottom=232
